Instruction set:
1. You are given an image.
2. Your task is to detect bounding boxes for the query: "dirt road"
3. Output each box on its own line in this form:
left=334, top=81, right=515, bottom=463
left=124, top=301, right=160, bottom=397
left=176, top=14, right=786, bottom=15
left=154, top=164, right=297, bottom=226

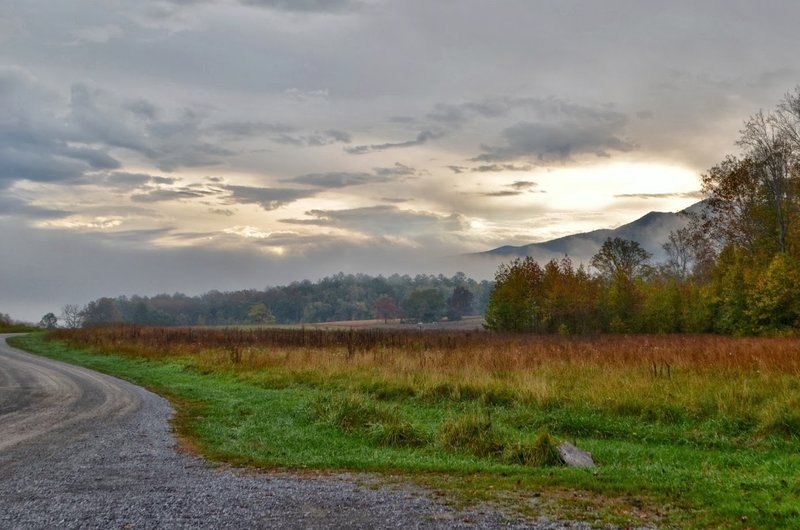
left=0, top=335, right=592, bottom=529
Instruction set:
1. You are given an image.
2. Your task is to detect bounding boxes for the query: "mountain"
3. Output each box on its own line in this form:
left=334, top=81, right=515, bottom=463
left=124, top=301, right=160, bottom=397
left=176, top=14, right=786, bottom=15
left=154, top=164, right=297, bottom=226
left=477, top=202, right=703, bottom=264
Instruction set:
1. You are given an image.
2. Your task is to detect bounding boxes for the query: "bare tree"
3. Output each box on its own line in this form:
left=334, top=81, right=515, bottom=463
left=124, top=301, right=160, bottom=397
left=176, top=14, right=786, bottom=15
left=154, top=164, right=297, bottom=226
left=738, top=110, right=796, bottom=253
left=60, top=304, right=84, bottom=329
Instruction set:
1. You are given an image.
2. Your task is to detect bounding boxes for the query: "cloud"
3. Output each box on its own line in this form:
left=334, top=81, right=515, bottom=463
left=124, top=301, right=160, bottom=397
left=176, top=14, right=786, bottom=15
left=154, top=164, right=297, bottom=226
left=474, top=120, right=635, bottom=162
left=283, top=163, right=414, bottom=189
left=510, top=180, right=537, bottom=190
left=0, top=69, right=121, bottom=189
left=446, top=165, right=468, bottom=174
left=283, top=163, right=415, bottom=189
left=0, top=193, right=72, bottom=221
left=131, top=187, right=217, bottom=203
left=614, top=191, right=704, bottom=199
left=68, top=24, right=125, bottom=45
left=240, top=0, right=361, bottom=14
left=271, top=129, right=352, bottom=147
left=282, top=205, right=467, bottom=236
left=471, top=163, right=532, bottom=173
left=224, top=185, right=315, bottom=210
left=344, top=129, right=445, bottom=155
left=213, top=121, right=294, bottom=138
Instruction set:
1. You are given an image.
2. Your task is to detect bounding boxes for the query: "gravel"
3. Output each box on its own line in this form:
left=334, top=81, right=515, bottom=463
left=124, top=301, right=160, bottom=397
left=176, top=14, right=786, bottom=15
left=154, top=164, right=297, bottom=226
left=0, top=336, right=611, bottom=529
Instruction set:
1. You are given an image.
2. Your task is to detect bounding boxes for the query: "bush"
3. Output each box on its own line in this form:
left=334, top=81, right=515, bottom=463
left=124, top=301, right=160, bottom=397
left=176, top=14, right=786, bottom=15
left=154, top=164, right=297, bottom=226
left=503, top=430, right=562, bottom=467
left=437, top=412, right=503, bottom=457
left=370, top=420, right=428, bottom=448
left=312, top=393, right=392, bottom=432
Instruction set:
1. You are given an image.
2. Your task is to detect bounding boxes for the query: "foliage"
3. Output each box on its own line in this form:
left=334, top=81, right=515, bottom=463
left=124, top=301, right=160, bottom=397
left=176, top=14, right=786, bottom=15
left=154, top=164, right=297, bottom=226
left=70, top=272, right=490, bottom=327
left=39, top=312, right=58, bottom=329
left=402, top=288, right=446, bottom=323
left=485, top=87, right=800, bottom=337
left=590, top=237, right=652, bottom=280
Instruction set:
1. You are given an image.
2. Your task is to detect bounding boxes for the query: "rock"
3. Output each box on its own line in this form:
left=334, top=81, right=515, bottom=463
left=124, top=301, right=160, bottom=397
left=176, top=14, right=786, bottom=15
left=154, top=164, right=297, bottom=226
left=558, top=442, right=595, bottom=468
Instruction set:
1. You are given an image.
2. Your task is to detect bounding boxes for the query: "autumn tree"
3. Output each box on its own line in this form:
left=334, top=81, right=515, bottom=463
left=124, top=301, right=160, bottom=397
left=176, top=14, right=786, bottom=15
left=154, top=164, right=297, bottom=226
left=374, top=295, right=400, bottom=323
left=402, top=289, right=445, bottom=323
left=590, top=237, right=652, bottom=280
left=446, top=287, right=474, bottom=321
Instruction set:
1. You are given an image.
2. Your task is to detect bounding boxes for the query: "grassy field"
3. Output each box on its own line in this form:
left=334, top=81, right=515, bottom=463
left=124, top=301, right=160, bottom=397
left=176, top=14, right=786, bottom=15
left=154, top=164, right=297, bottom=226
left=10, top=328, right=800, bottom=529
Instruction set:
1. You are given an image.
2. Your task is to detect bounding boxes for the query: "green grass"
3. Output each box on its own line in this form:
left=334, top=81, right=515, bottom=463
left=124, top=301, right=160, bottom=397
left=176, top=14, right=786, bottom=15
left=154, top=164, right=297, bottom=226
left=10, top=333, right=800, bottom=529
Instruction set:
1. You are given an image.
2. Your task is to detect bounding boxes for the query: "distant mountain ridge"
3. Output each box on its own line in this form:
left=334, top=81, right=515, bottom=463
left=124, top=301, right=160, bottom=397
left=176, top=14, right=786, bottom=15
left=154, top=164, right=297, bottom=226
left=478, top=202, right=702, bottom=263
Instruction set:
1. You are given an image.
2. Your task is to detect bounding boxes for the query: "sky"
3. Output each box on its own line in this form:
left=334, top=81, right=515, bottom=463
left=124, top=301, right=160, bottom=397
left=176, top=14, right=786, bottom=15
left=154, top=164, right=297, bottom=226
left=1, top=0, right=798, bottom=321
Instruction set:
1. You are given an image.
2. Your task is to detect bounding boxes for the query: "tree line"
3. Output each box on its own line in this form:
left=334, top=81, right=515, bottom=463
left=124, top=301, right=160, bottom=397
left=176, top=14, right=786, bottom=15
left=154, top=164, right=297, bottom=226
left=60, top=272, right=492, bottom=328
left=487, top=87, right=800, bottom=335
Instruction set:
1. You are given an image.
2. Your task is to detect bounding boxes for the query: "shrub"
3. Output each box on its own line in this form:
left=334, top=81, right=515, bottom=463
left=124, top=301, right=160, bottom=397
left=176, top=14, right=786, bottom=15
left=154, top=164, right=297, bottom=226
left=437, top=411, right=503, bottom=457
left=370, top=420, right=428, bottom=448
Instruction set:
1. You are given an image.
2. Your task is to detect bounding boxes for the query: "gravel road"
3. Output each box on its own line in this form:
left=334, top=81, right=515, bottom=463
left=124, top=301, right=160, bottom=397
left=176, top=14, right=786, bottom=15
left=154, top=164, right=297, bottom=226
left=0, top=335, right=600, bottom=529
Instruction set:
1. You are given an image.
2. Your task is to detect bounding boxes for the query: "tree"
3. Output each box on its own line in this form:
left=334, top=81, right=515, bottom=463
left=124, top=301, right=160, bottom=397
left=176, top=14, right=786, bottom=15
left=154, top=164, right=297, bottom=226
left=247, top=303, right=275, bottom=324
left=374, top=296, right=400, bottom=323
left=484, top=257, right=544, bottom=332
left=39, top=312, right=58, bottom=329
left=590, top=237, right=652, bottom=280
left=662, top=227, right=695, bottom=280
left=402, top=289, right=445, bottom=323
left=446, top=287, right=474, bottom=321
left=737, top=111, right=797, bottom=254
left=60, top=304, right=84, bottom=328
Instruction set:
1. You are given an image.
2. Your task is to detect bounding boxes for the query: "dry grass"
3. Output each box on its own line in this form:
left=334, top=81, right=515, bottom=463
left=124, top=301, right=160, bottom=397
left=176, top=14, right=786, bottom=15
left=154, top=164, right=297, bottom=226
left=50, top=326, right=800, bottom=434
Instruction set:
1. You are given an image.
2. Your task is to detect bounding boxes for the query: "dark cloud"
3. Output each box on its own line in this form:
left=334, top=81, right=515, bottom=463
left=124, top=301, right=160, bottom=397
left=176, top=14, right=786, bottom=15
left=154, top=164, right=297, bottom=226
left=224, top=185, right=315, bottom=211
left=283, top=163, right=414, bottom=189
left=271, top=129, right=351, bottom=147
left=446, top=165, right=467, bottom=174
left=283, top=205, right=466, bottom=235
left=212, top=121, right=294, bottom=138
left=614, top=191, right=704, bottom=199
left=481, top=190, right=522, bottom=197
left=372, top=162, right=416, bottom=177
left=239, top=0, right=361, bottom=13
left=344, top=129, right=445, bottom=155
left=510, top=181, right=537, bottom=190
left=0, top=70, right=120, bottom=189
left=474, top=121, right=635, bottom=162
left=284, top=171, right=376, bottom=188
left=131, top=187, right=217, bottom=203
left=0, top=193, right=72, bottom=221
left=471, top=163, right=532, bottom=173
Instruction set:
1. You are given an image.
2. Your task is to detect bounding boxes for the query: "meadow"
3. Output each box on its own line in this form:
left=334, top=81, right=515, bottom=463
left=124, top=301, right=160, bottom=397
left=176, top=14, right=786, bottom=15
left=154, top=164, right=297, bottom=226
left=12, top=327, right=800, bottom=529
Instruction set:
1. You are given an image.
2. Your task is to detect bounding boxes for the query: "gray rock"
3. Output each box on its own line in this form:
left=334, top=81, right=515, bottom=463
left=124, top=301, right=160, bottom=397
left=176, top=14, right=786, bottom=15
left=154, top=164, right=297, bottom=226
left=558, top=442, right=595, bottom=468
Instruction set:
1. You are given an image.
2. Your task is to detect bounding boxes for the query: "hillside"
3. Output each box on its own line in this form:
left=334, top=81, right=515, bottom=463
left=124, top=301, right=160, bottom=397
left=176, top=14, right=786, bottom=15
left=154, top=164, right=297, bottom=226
left=477, top=201, right=703, bottom=262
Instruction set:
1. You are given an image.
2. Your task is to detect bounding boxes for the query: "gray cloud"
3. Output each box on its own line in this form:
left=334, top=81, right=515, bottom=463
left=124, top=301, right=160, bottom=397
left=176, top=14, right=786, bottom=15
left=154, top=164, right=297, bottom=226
left=0, top=69, right=119, bottom=189
left=471, top=163, right=532, bottom=173
left=345, top=129, right=445, bottom=155
left=271, top=129, right=351, bottom=147
left=510, top=180, right=537, bottom=190
left=282, top=205, right=467, bottom=236
left=224, top=185, right=315, bottom=210
left=283, top=163, right=415, bottom=189
left=131, top=187, right=217, bottom=203
left=0, top=193, right=72, bottom=221
left=474, top=121, right=635, bottom=162
left=239, top=0, right=360, bottom=14
left=614, top=191, right=704, bottom=199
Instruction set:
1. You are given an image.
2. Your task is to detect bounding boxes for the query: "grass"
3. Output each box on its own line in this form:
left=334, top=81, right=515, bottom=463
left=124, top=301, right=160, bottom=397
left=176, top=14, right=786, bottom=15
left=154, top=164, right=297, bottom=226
left=9, top=328, right=800, bottom=529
